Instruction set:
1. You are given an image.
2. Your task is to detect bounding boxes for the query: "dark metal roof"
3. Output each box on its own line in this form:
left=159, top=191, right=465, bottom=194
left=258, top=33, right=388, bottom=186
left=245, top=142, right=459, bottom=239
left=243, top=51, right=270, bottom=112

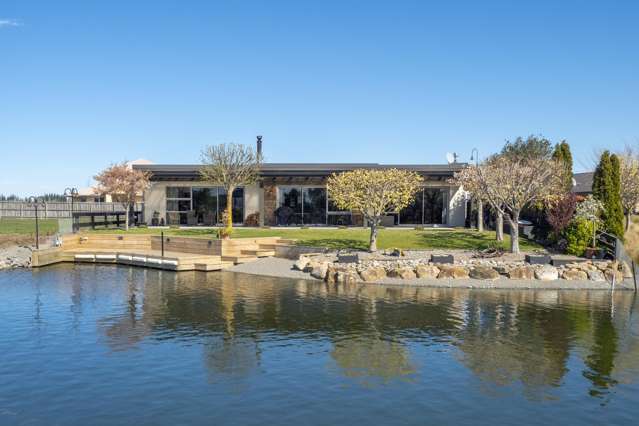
left=572, top=172, right=594, bottom=194
left=134, top=163, right=467, bottom=180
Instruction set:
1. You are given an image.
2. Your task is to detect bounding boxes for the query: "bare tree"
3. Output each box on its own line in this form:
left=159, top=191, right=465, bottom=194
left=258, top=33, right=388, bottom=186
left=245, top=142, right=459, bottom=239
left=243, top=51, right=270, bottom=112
left=618, top=146, right=639, bottom=230
left=452, top=165, right=504, bottom=241
left=94, top=162, right=151, bottom=231
left=327, top=169, right=423, bottom=252
left=200, top=143, right=262, bottom=238
left=467, top=138, right=563, bottom=254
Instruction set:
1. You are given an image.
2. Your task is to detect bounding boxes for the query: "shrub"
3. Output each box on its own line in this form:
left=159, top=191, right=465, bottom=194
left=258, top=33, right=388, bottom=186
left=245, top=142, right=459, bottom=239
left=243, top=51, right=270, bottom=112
left=244, top=212, right=260, bottom=227
left=564, top=218, right=595, bottom=256
left=546, top=193, right=577, bottom=236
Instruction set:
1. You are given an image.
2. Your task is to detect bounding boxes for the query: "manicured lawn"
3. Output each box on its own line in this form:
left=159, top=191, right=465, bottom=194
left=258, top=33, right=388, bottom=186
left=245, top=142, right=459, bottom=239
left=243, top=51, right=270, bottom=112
left=0, top=218, right=59, bottom=235
left=86, top=226, right=543, bottom=251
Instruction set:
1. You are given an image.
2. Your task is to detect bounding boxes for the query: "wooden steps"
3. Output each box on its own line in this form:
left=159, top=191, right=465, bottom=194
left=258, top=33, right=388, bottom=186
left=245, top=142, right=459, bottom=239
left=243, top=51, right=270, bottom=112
left=241, top=249, right=276, bottom=257
left=32, top=235, right=297, bottom=272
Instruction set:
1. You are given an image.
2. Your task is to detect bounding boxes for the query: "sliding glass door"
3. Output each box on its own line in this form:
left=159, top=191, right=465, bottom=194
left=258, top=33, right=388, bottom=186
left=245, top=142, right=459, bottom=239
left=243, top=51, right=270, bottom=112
left=167, top=186, right=244, bottom=226
left=277, top=186, right=327, bottom=225
left=398, top=188, right=446, bottom=225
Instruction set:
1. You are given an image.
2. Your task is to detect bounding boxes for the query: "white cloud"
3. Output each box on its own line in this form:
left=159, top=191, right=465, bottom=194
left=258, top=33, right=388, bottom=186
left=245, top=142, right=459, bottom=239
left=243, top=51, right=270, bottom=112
left=0, top=19, right=22, bottom=28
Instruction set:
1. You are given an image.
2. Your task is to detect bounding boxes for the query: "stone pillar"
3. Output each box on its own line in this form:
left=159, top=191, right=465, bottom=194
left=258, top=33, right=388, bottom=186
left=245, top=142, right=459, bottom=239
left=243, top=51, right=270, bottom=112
left=263, top=183, right=277, bottom=226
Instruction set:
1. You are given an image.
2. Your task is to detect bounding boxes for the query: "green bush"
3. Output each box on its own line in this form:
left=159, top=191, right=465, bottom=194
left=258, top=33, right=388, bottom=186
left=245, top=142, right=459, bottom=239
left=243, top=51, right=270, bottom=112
left=564, top=218, right=594, bottom=256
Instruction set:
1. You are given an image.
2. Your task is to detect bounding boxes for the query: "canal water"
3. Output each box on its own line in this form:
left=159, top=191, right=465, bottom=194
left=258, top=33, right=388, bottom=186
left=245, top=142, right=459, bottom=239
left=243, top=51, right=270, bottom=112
left=1, top=264, right=638, bottom=425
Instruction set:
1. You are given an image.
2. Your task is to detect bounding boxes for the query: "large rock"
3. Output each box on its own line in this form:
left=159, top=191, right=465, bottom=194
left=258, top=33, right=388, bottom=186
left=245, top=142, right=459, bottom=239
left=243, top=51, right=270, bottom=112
left=388, top=267, right=416, bottom=280
left=415, top=264, right=440, bottom=279
left=359, top=267, right=387, bottom=282
left=588, top=270, right=606, bottom=282
left=293, top=256, right=310, bottom=271
left=508, top=266, right=534, bottom=280
left=562, top=269, right=588, bottom=281
left=621, top=261, right=634, bottom=279
left=310, top=262, right=329, bottom=280
left=438, top=266, right=470, bottom=279
left=336, top=270, right=359, bottom=285
left=604, top=268, right=624, bottom=283
left=325, top=264, right=338, bottom=284
left=469, top=266, right=500, bottom=280
left=535, top=266, right=559, bottom=281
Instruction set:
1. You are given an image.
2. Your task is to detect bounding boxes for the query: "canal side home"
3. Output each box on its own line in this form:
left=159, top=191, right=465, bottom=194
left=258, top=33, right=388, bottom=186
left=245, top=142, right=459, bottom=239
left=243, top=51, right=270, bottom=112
left=133, top=161, right=469, bottom=228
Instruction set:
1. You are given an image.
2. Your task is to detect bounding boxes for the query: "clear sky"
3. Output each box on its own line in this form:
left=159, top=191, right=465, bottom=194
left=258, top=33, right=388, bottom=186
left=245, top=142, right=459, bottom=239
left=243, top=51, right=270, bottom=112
left=1, top=0, right=638, bottom=196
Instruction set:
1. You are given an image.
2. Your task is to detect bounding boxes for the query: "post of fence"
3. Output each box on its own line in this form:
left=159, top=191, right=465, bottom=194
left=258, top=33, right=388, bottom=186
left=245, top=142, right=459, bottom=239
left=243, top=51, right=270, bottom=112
left=161, top=231, right=165, bottom=257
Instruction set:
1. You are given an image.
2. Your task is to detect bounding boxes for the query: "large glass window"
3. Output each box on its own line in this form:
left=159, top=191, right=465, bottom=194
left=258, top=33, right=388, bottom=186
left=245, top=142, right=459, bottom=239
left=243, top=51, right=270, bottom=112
left=327, top=196, right=352, bottom=226
left=398, top=188, right=446, bottom=225
left=192, top=188, right=218, bottom=225
left=303, top=188, right=326, bottom=224
left=217, top=188, right=245, bottom=224
left=167, top=186, right=244, bottom=226
left=277, top=187, right=326, bottom=225
left=166, top=187, right=192, bottom=225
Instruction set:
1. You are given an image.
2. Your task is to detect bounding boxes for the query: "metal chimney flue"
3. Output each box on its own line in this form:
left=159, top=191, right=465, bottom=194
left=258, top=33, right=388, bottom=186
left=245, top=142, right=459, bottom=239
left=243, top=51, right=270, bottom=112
left=256, top=135, right=263, bottom=157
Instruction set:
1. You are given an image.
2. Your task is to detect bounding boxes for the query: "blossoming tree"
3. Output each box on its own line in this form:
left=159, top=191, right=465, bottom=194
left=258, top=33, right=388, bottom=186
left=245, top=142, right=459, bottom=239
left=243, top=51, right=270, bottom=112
left=94, top=162, right=151, bottom=231
left=327, top=169, right=423, bottom=252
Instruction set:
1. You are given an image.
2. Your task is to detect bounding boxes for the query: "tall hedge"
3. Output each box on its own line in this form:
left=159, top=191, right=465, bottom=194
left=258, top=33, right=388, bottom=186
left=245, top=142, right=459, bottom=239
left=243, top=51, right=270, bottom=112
left=552, top=141, right=574, bottom=192
left=593, top=150, right=624, bottom=238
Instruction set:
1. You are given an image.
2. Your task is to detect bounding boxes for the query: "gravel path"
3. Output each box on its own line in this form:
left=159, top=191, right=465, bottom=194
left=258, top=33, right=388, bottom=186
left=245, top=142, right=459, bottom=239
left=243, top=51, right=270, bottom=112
left=227, top=257, right=637, bottom=290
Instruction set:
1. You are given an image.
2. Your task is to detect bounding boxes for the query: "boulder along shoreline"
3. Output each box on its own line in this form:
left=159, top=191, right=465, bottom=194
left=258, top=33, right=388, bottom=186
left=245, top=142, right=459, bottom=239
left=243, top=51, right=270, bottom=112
left=227, top=256, right=637, bottom=290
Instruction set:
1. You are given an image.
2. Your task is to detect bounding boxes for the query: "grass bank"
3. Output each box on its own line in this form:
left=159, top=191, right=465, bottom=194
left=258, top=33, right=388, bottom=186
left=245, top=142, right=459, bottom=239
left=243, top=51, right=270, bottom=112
left=85, top=227, right=543, bottom=251
left=0, top=218, right=59, bottom=235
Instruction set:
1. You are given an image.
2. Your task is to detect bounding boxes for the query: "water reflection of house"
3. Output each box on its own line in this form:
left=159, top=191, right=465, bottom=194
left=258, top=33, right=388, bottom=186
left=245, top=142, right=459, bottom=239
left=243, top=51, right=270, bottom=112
left=95, top=270, right=639, bottom=397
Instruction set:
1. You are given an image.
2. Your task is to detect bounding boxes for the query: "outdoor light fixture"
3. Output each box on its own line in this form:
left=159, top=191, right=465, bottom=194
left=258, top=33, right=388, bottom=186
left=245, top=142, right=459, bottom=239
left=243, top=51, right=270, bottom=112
left=28, top=196, right=41, bottom=250
left=64, top=187, right=79, bottom=232
left=470, top=148, right=479, bottom=165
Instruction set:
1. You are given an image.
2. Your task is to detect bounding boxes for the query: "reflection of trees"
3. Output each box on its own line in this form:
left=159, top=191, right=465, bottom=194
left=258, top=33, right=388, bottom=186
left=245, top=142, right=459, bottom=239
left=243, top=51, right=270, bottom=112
left=94, top=267, right=639, bottom=400
left=583, top=309, right=618, bottom=398
left=330, top=336, right=415, bottom=386
left=456, top=298, right=572, bottom=400
left=204, top=337, right=260, bottom=384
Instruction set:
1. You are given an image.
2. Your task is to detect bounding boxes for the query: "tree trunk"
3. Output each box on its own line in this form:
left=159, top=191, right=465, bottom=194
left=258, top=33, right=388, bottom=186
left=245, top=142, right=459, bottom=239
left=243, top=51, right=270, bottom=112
left=626, top=213, right=630, bottom=231
left=496, top=211, right=504, bottom=242
left=477, top=199, right=484, bottom=232
left=369, top=220, right=379, bottom=252
left=226, top=186, right=234, bottom=232
left=125, top=204, right=130, bottom=231
left=508, top=210, right=520, bottom=254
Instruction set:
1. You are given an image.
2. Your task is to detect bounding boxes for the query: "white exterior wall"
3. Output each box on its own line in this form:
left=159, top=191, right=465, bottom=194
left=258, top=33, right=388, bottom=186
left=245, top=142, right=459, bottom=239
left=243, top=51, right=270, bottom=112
left=243, top=184, right=260, bottom=219
left=142, top=181, right=260, bottom=224
left=447, top=185, right=468, bottom=227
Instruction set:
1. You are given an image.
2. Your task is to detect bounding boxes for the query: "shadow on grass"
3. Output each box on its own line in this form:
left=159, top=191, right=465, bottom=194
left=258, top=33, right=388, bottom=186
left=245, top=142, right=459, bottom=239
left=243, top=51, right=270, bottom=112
left=415, top=230, right=541, bottom=251
left=415, top=231, right=494, bottom=250
left=296, top=238, right=368, bottom=251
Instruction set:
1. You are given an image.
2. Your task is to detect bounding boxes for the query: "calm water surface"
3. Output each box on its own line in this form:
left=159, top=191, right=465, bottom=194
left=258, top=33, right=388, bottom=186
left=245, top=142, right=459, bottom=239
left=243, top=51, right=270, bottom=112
left=1, top=265, right=639, bottom=425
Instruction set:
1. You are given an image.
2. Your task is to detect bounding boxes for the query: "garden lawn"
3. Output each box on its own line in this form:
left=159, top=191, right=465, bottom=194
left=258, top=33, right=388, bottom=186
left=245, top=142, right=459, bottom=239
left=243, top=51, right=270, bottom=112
left=0, top=218, right=59, bottom=235
left=86, top=227, right=543, bottom=251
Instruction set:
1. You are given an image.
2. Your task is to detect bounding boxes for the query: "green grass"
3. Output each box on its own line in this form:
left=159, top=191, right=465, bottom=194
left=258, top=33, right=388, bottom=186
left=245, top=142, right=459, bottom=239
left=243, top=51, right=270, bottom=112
left=85, top=226, right=543, bottom=252
left=0, top=218, right=59, bottom=235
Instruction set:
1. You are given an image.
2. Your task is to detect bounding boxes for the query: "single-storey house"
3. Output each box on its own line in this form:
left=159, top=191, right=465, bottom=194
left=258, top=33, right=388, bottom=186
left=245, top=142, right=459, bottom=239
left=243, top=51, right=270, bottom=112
left=133, top=160, right=469, bottom=228
left=572, top=172, right=594, bottom=196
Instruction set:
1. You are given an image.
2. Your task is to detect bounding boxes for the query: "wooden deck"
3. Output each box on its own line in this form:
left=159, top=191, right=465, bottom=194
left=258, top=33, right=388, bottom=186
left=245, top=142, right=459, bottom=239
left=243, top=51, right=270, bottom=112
left=31, top=234, right=294, bottom=272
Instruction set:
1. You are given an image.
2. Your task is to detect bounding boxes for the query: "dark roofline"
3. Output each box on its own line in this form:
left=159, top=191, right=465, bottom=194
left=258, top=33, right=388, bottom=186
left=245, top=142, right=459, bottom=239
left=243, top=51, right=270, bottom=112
left=134, top=162, right=467, bottom=180
left=572, top=171, right=594, bottom=194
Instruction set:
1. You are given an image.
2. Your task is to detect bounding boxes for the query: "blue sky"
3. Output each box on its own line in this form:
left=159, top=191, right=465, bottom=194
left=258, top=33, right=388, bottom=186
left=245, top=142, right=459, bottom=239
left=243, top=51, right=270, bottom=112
left=1, top=0, right=638, bottom=195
